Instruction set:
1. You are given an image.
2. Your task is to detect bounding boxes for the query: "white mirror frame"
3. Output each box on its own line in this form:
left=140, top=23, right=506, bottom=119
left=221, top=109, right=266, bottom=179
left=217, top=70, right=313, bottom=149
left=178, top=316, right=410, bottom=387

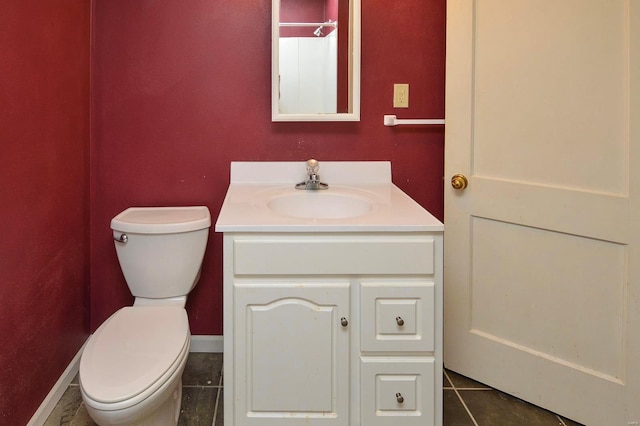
left=272, top=0, right=361, bottom=122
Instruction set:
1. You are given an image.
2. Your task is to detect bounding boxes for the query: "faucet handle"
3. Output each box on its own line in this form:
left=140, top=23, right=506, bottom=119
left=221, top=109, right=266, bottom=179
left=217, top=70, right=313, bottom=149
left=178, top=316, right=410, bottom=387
left=306, top=159, right=319, bottom=174
left=296, top=158, right=329, bottom=190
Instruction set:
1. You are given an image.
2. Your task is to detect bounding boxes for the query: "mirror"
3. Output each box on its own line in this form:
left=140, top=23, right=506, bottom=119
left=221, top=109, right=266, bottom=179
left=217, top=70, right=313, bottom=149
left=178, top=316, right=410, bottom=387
left=272, top=0, right=360, bottom=121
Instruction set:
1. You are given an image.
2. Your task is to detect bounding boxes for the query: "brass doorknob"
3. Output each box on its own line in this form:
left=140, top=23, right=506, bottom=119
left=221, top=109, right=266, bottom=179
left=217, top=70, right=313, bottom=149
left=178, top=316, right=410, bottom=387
left=451, top=174, right=468, bottom=190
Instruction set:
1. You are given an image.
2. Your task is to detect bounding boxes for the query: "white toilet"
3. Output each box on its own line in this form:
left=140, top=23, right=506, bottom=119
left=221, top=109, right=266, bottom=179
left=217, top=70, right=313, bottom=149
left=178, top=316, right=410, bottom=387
left=79, top=206, right=211, bottom=426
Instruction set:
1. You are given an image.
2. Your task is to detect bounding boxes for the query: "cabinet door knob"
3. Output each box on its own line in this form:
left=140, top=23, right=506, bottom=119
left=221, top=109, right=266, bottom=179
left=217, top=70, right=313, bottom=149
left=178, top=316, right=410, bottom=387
left=396, top=316, right=405, bottom=326
left=396, top=393, right=404, bottom=404
left=340, top=317, right=349, bottom=327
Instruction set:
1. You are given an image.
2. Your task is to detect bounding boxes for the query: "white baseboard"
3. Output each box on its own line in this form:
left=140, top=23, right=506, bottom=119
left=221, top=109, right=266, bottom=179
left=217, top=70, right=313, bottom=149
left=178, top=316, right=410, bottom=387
left=27, top=341, right=86, bottom=426
left=28, top=335, right=223, bottom=425
left=189, top=334, right=224, bottom=353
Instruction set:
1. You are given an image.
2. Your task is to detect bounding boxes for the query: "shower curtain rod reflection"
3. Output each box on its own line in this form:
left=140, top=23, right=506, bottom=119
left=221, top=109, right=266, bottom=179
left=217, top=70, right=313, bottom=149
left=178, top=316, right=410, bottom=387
left=279, top=21, right=337, bottom=27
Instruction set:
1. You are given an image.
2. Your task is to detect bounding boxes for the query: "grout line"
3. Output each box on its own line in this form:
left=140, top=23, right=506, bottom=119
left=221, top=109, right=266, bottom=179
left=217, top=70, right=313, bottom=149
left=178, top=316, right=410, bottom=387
left=452, top=386, right=481, bottom=426
left=212, top=368, right=224, bottom=426
left=73, top=402, right=87, bottom=423
left=444, top=370, right=480, bottom=426
left=182, top=384, right=222, bottom=388
left=211, top=388, right=220, bottom=426
left=444, top=369, right=492, bottom=390
left=452, top=387, right=493, bottom=391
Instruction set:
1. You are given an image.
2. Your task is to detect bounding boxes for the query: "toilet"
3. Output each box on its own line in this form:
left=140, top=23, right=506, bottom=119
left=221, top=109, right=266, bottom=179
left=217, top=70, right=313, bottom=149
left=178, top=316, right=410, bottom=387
left=79, top=206, right=211, bottom=426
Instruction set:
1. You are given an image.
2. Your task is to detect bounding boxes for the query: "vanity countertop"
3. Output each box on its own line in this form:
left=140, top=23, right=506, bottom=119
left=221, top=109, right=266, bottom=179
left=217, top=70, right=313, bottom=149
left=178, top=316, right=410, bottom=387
left=215, top=161, right=444, bottom=233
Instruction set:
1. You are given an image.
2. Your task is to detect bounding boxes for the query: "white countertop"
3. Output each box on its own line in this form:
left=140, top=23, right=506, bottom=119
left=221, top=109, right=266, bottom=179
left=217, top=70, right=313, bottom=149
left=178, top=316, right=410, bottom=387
left=214, top=161, right=444, bottom=233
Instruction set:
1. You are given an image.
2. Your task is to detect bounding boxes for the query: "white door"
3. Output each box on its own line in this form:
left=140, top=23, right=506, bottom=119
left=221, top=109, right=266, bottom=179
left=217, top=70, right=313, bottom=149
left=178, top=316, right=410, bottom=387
left=444, top=1, right=640, bottom=425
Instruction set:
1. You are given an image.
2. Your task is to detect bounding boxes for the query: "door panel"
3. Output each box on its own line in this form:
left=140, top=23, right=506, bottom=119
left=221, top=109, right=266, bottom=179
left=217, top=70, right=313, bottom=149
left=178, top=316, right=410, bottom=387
left=444, top=1, right=640, bottom=424
left=473, top=0, right=629, bottom=194
left=471, top=217, right=626, bottom=380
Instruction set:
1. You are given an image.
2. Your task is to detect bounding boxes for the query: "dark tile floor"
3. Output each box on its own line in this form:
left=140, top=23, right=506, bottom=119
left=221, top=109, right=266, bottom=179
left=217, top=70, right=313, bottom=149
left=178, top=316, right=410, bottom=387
left=443, top=370, right=584, bottom=426
left=44, top=353, right=583, bottom=425
left=44, top=353, right=223, bottom=426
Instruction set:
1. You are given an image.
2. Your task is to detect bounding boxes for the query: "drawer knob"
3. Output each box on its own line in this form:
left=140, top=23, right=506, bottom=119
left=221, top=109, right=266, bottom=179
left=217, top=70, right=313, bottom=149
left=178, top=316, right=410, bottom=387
left=396, top=316, right=405, bottom=326
left=396, top=393, right=404, bottom=404
left=340, top=317, right=349, bottom=327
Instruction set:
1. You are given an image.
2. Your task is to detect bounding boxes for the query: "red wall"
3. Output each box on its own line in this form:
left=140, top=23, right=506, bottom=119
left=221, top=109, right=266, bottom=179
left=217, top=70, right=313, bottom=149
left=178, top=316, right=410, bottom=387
left=280, top=0, right=327, bottom=37
left=0, top=1, right=90, bottom=424
left=90, top=0, right=446, bottom=335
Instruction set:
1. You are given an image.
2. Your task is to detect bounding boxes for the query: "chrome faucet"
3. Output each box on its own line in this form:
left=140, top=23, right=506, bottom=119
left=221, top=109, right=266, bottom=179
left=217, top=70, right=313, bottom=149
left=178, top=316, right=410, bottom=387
left=295, top=159, right=329, bottom=190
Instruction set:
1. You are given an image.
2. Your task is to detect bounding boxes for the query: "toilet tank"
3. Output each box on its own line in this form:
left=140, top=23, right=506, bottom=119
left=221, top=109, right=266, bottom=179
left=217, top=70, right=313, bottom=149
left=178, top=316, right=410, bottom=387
left=111, top=206, right=211, bottom=299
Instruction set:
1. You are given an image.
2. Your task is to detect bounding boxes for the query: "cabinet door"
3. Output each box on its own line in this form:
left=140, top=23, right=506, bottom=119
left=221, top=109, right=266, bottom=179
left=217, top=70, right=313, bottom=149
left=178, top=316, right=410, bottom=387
left=234, top=282, right=350, bottom=426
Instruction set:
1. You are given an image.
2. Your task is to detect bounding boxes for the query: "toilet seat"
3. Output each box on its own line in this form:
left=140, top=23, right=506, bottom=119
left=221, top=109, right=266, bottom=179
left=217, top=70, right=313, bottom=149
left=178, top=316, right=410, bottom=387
left=80, top=306, right=190, bottom=409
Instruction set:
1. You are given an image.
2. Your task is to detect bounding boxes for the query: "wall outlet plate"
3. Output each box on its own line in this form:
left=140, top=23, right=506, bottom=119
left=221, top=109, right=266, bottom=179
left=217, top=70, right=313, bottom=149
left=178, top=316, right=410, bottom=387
left=393, top=83, right=409, bottom=108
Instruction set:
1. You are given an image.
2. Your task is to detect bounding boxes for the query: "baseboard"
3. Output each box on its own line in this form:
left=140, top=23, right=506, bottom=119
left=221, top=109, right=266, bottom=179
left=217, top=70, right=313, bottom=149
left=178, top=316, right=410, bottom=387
left=189, top=334, right=224, bottom=353
left=27, top=341, right=86, bottom=426
left=28, top=335, right=223, bottom=425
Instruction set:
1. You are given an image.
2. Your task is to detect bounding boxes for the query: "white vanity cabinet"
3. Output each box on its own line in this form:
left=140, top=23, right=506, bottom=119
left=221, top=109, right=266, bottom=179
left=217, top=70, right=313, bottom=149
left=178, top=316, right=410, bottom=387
left=222, top=232, right=443, bottom=426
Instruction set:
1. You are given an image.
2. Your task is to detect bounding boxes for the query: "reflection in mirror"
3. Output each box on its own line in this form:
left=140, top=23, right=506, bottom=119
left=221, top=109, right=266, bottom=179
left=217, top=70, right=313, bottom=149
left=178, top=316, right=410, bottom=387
left=272, top=0, right=360, bottom=121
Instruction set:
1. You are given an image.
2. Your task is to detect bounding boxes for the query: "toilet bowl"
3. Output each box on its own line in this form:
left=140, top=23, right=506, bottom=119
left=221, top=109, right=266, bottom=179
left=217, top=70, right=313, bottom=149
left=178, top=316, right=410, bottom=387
left=79, top=206, right=210, bottom=426
left=80, top=307, right=190, bottom=425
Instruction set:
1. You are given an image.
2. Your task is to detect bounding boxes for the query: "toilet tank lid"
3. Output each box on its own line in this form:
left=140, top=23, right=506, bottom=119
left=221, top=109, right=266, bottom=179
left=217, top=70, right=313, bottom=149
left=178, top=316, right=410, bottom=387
left=111, top=206, right=211, bottom=234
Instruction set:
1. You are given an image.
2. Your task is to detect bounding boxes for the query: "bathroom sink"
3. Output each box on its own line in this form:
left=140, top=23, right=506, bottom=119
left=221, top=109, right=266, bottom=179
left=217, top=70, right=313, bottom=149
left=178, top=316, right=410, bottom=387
left=215, top=161, right=445, bottom=232
left=267, top=191, right=373, bottom=219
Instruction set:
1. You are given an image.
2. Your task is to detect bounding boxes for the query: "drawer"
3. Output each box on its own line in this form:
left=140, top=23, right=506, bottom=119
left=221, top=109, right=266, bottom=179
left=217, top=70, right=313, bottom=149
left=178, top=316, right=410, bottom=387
left=361, top=281, right=435, bottom=352
left=233, top=236, right=434, bottom=275
left=361, top=357, right=435, bottom=426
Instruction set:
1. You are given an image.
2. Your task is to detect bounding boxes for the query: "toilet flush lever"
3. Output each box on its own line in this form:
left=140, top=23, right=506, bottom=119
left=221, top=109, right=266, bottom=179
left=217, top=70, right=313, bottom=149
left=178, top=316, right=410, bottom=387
left=114, top=233, right=128, bottom=243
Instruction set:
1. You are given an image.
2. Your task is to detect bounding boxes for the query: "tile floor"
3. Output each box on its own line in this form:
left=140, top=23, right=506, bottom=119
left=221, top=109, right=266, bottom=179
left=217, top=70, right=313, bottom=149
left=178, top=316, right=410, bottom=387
left=44, top=353, right=223, bottom=426
left=44, top=353, right=584, bottom=425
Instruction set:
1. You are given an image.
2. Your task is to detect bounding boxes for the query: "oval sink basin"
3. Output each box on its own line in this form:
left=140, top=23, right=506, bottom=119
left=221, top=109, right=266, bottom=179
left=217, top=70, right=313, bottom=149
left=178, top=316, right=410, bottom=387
left=267, top=191, right=373, bottom=219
